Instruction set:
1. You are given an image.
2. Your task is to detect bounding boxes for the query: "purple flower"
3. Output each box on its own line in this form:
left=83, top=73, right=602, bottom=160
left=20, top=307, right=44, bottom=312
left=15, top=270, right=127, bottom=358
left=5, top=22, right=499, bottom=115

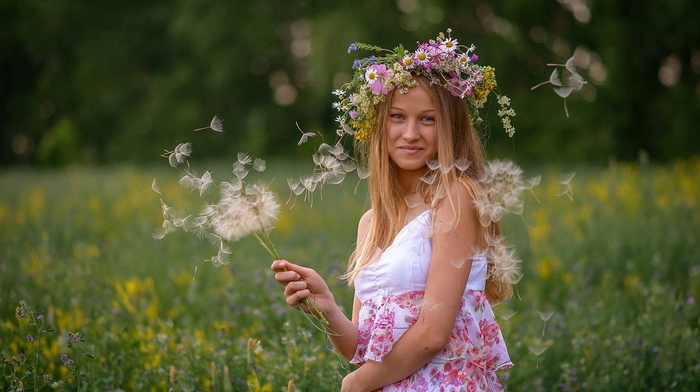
left=347, top=43, right=358, bottom=53
left=352, top=59, right=361, bottom=69
left=37, top=314, right=44, bottom=320
left=60, top=354, right=74, bottom=366
left=26, top=335, right=34, bottom=343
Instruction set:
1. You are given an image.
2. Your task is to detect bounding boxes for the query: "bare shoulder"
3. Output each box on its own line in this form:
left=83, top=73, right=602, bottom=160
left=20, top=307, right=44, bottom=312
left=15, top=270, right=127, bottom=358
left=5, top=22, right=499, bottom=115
left=357, top=209, right=373, bottom=234
left=356, top=209, right=373, bottom=245
left=433, top=179, right=479, bottom=232
left=438, top=178, right=478, bottom=211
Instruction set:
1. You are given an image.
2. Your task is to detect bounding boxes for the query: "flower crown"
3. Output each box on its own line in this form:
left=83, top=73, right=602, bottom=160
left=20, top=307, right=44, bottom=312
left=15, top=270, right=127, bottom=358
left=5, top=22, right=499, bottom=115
left=332, top=30, right=516, bottom=142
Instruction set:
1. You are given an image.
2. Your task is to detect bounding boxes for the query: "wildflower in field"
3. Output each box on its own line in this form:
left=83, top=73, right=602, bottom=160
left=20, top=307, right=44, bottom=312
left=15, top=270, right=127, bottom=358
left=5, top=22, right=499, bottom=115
left=16, top=303, right=27, bottom=319
left=60, top=354, right=74, bottom=366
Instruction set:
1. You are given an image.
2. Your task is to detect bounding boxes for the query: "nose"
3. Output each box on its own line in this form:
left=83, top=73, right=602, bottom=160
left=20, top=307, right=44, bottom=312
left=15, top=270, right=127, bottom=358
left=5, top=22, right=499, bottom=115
left=402, top=120, right=420, bottom=141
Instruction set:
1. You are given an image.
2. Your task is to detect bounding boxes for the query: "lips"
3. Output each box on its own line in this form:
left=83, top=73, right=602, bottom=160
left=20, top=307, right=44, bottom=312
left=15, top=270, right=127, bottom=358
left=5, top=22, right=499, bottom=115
left=399, top=145, right=424, bottom=153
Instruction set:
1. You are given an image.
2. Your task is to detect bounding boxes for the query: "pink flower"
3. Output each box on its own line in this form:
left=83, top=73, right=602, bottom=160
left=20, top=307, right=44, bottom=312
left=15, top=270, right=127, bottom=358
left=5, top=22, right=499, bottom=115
left=365, top=64, right=390, bottom=95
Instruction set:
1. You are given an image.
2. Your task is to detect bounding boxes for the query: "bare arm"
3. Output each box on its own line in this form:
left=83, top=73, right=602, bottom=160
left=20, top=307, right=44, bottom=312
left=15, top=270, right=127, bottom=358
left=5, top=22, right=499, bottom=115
left=341, top=184, right=479, bottom=392
left=271, top=209, right=372, bottom=360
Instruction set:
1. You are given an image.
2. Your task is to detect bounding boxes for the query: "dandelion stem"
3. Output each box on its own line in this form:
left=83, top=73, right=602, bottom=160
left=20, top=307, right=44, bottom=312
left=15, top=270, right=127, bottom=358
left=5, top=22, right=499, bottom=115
left=252, top=232, right=277, bottom=260
left=251, top=225, right=340, bottom=336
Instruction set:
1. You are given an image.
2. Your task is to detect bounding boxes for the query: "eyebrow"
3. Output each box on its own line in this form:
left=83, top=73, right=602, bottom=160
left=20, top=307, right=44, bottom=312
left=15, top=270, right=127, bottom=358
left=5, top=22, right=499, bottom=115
left=389, top=107, right=436, bottom=113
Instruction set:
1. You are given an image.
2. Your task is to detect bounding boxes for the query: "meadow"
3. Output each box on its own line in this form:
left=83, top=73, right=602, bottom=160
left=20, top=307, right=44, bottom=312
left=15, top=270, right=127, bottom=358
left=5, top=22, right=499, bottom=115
left=1, top=157, right=699, bottom=391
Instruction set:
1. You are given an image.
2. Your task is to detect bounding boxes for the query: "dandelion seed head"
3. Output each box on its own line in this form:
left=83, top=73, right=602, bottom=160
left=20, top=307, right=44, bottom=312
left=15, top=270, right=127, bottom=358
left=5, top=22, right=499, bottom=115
left=210, top=185, right=280, bottom=242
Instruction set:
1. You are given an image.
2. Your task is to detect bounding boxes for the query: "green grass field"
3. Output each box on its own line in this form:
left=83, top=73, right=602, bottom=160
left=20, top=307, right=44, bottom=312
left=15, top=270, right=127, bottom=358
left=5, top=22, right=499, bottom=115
left=1, top=157, right=699, bottom=391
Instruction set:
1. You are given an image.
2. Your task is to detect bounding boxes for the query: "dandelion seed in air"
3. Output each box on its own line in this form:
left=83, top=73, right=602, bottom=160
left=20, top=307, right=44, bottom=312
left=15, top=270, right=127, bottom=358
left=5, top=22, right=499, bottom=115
left=557, top=172, right=576, bottom=201
left=295, top=121, right=317, bottom=145
left=527, top=338, right=552, bottom=369
left=538, top=310, right=555, bottom=336
left=162, top=142, right=192, bottom=167
left=194, top=115, right=224, bottom=132
left=496, top=308, right=517, bottom=320
left=531, top=56, right=587, bottom=118
left=139, top=178, right=161, bottom=194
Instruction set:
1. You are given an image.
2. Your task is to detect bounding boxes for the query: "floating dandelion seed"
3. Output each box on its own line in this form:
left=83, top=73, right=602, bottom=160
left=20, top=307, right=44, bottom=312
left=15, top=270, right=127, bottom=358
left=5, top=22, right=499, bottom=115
left=454, top=158, right=472, bottom=172
left=419, top=171, right=438, bottom=185
left=252, top=158, right=266, bottom=172
left=527, top=338, right=553, bottom=369
left=449, top=256, right=469, bottom=269
left=194, top=115, right=224, bottom=132
left=495, top=308, right=517, bottom=320
left=151, top=178, right=161, bottom=194
left=475, top=160, right=539, bottom=227
left=486, top=234, right=523, bottom=285
left=538, top=310, right=555, bottom=336
left=139, top=178, right=161, bottom=194
left=557, top=172, right=576, bottom=201
left=162, top=142, right=192, bottom=167
left=531, top=55, right=587, bottom=117
left=426, top=159, right=440, bottom=171
left=237, top=152, right=252, bottom=165
left=295, top=121, right=317, bottom=146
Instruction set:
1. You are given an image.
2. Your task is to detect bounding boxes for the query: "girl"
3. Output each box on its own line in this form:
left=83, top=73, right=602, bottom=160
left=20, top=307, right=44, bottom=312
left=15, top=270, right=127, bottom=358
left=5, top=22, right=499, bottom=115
left=272, top=32, right=517, bottom=392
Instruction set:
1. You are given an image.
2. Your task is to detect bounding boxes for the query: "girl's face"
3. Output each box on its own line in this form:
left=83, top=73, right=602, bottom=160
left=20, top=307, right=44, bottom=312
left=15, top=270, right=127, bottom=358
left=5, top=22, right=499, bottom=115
left=386, top=84, right=438, bottom=187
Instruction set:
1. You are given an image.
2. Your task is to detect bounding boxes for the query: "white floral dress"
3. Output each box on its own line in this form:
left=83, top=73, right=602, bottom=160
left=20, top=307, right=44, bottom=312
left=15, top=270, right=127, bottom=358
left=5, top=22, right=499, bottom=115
left=352, top=210, right=512, bottom=391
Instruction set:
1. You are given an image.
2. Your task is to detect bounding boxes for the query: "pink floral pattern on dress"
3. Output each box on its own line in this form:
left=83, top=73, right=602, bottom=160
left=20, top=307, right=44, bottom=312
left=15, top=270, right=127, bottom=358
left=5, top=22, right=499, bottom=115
left=352, top=290, right=512, bottom=392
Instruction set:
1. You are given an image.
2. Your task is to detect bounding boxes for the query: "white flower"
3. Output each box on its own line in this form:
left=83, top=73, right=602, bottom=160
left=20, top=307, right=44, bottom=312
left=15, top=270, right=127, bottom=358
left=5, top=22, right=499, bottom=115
left=457, top=53, right=470, bottom=68
left=440, top=38, right=458, bottom=52
left=414, top=49, right=430, bottom=65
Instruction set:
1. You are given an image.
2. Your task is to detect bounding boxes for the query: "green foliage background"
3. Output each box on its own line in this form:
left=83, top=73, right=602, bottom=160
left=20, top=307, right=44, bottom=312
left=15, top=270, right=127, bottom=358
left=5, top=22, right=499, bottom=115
left=1, top=0, right=699, bottom=166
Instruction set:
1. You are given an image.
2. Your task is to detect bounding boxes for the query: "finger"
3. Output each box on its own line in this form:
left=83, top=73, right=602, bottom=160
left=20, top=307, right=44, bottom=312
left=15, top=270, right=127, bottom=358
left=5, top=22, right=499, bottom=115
left=286, top=288, right=311, bottom=308
left=274, top=270, right=301, bottom=285
left=270, top=259, right=289, bottom=272
left=283, top=280, right=308, bottom=297
left=283, top=262, right=316, bottom=278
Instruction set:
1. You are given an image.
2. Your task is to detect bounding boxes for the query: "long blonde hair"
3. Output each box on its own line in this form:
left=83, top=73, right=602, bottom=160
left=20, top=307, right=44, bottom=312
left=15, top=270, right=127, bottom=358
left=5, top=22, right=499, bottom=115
left=345, top=77, right=512, bottom=303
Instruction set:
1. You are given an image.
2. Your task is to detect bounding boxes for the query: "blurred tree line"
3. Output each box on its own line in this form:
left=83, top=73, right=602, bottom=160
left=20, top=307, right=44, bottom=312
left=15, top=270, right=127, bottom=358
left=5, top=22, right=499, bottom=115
left=1, top=0, right=698, bottom=166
